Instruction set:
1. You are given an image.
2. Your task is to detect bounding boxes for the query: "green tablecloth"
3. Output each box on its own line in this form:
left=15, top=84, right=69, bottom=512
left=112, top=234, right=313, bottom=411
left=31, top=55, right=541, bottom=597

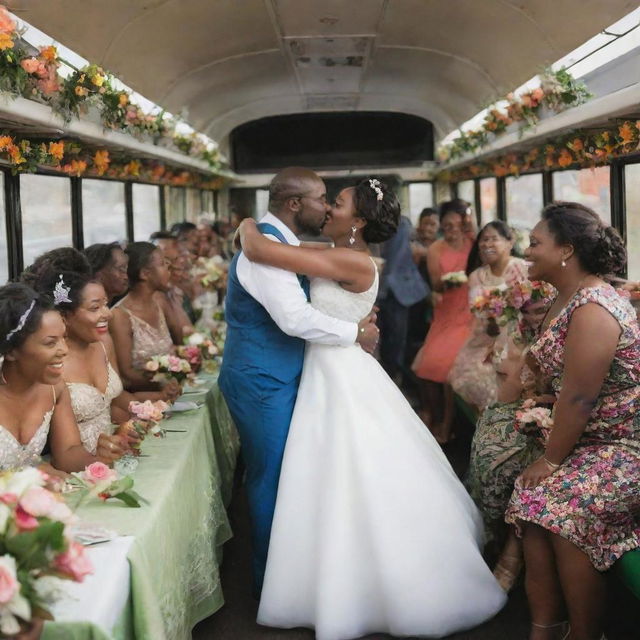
left=43, top=376, right=239, bottom=640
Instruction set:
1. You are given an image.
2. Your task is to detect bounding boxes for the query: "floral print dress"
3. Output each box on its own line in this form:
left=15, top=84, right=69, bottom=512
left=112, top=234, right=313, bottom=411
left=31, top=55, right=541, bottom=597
left=506, top=285, right=640, bottom=571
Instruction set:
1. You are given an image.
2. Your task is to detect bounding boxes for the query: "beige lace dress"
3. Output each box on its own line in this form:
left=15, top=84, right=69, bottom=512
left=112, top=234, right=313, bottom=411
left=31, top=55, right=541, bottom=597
left=119, top=303, right=174, bottom=371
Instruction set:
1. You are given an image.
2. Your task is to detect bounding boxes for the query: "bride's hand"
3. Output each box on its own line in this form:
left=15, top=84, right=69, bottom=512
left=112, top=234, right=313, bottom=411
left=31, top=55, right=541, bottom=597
left=234, top=218, right=258, bottom=253
left=356, top=313, right=379, bottom=354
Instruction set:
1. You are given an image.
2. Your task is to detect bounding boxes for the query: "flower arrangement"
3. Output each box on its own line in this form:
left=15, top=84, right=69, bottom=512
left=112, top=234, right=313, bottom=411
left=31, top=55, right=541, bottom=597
left=0, top=468, right=93, bottom=635
left=441, top=271, right=468, bottom=290
left=128, top=399, right=171, bottom=440
left=194, top=256, right=227, bottom=290
left=438, top=68, right=592, bottom=162
left=515, top=399, right=554, bottom=444
left=66, top=462, right=144, bottom=508
left=144, top=354, right=194, bottom=385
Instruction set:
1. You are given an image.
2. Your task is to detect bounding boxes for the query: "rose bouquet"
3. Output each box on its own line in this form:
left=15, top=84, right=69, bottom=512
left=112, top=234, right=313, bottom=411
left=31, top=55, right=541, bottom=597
left=66, top=462, right=144, bottom=509
left=194, top=256, right=227, bottom=291
left=0, top=468, right=93, bottom=635
left=144, top=354, right=194, bottom=385
left=126, top=400, right=171, bottom=442
left=176, top=345, right=203, bottom=372
left=515, top=399, right=554, bottom=444
left=441, top=271, right=468, bottom=290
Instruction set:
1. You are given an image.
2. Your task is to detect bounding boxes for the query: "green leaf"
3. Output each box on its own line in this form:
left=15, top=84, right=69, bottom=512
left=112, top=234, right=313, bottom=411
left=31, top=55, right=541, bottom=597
left=112, top=492, right=140, bottom=508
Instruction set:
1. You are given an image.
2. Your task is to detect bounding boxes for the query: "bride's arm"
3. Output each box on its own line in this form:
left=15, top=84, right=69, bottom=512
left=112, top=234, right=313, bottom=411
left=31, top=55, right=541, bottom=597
left=240, top=219, right=373, bottom=289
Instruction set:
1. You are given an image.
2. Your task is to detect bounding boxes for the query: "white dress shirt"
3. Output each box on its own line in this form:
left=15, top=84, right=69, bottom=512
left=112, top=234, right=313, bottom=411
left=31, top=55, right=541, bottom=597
left=236, top=212, right=357, bottom=346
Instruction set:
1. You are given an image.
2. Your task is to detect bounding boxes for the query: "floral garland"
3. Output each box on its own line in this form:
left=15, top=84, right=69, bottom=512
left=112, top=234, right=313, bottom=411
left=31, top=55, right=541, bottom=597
left=0, top=7, right=227, bottom=173
left=0, top=133, right=228, bottom=188
left=438, top=68, right=592, bottom=162
left=438, top=119, right=640, bottom=182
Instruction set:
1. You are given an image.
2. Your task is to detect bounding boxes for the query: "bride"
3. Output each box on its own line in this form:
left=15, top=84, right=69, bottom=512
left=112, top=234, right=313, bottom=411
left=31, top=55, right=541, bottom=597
left=238, top=178, right=506, bottom=640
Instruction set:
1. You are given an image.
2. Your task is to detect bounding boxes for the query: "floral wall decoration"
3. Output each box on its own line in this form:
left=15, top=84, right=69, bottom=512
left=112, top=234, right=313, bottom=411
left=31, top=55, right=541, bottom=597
left=0, top=6, right=228, bottom=174
left=437, top=68, right=592, bottom=162
left=437, top=120, right=640, bottom=183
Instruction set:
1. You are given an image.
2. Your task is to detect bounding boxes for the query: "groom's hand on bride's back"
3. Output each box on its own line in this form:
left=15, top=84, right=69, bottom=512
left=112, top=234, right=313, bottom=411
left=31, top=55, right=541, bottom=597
left=356, top=313, right=379, bottom=354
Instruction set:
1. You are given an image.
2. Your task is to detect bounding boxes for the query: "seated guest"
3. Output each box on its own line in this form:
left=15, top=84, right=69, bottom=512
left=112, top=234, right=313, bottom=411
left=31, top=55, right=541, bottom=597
left=83, top=242, right=129, bottom=305
left=150, top=232, right=194, bottom=343
left=170, top=249, right=198, bottom=324
left=505, top=203, right=639, bottom=640
left=0, top=283, right=125, bottom=472
left=171, top=222, right=199, bottom=257
left=110, top=242, right=178, bottom=392
left=20, top=247, right=91, bottom=287
left=34, top=270, right=177, bottom=454
left=450, top=222, right=528, bottom=412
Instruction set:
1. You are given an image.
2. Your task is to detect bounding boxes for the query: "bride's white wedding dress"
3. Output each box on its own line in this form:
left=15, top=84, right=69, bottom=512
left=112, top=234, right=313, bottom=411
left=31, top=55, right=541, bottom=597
left=257, top=266, right=507, bottom=640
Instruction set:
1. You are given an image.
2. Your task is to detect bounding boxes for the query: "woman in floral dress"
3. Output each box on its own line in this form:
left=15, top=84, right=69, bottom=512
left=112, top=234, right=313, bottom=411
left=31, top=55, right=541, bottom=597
left=505, top=203, right=640, bottom=640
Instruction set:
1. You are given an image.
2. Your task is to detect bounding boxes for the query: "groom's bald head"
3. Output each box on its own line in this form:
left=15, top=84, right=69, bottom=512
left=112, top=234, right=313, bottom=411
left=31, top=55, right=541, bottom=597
left=268, top=167, right=329, bottom=236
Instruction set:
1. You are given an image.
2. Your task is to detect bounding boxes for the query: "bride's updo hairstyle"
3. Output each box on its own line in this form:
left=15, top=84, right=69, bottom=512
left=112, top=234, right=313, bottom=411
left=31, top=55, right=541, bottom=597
left=542, top=202, right=626, bottom=276
left=353, top=177, right=400, bottom=243
left=0, top=283, right=53, bottom=355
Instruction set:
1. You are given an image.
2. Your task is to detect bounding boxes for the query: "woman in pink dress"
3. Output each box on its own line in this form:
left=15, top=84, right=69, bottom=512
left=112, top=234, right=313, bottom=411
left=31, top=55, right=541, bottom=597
left=414, top=199, right=474, bottom=443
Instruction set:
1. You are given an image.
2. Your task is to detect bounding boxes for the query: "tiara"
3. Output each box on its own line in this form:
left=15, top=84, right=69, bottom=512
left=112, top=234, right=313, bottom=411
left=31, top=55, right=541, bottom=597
left=369, top=178, right=384, bottom=201
left=53, top=274, right=71, bottom=306
left=5, top=299, right=36, bottom=342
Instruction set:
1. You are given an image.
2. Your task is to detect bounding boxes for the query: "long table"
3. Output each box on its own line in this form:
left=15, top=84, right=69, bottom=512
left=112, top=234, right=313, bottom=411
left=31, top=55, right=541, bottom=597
left=42, top=376, right=240, bottom=640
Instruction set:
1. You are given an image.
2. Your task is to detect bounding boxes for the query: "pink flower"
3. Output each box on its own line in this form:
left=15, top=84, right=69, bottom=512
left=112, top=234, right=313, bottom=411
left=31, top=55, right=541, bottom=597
left=37, top=71, right=60, bottom=95
left=14, top=505, right=38, bottom=530
left=83, top=462, right=117, bottom=486
left=54, top=541, right=93, bottom=582
left=20, top=57, right=40, bottom=74
left=0, top=7, right=16, bottom=34
left=0, top=556, right=19, bottom=604
left=0, top=493, right=17, bottom=505
left=19, top=486, right=57, bottom=518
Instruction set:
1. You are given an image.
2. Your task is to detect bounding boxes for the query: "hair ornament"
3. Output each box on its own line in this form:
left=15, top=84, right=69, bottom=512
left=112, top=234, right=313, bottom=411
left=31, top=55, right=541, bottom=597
left=369, top=178, right=384, bottom=202
left=53, top=274, right=72, bottom=306
left=5, top=299, right=36, bottom=342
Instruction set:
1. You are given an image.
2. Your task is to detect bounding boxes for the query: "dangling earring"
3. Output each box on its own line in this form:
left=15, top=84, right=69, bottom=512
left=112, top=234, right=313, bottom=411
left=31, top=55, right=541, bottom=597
left=349, top=226, right=357, bottom=246
left=561, top=259, right=567, bottom=268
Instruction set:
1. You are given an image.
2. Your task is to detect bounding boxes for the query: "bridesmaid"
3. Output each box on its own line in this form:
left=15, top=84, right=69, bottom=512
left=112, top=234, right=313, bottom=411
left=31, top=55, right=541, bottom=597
left=413, top=199, right=474, bottom=443
left=506, top=203, right=639, bottom=640
left=0, top=283, right=124, bottom=473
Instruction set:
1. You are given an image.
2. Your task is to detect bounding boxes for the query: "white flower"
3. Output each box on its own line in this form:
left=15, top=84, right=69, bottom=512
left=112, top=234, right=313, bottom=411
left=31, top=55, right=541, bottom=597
left=0, top=468, right=44, bottom=498
left=187, top=332, right=205, bottom=346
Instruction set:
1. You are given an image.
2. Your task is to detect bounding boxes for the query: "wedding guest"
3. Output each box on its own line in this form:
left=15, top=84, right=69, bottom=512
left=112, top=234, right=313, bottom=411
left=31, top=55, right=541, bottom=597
left=505, top=203, right=639, bottom=640
left=171, top=222, right=199, bottom=256
left=20, top=247, right=91, bottom=288
left=413, top=199, right=474, bottom=443
left=171, top=250, right=198, bottom=324
left=110, top=242, right=178, bottom=393
left=83, top=242, right=129, bottom=305
left=0, top=283, right=125, bottom=473
left=449, top=222, right=528, bottom=412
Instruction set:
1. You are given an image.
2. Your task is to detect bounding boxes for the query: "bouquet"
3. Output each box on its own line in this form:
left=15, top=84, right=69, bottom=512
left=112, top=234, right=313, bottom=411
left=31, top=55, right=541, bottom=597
left=126, top=400, right=171, bottom=442
left=515, top=399, right=554, bottom=444
left=66, top=462, right=144, bottom=509
left=194, top=256, right=227, bottom=290
left=144, top=354, right=194, bottom=385
left=441, top=271, right=468, bottom=290
left=0, top=468, right=92, bottom=635
left=176, top=345, right=203, bottom=372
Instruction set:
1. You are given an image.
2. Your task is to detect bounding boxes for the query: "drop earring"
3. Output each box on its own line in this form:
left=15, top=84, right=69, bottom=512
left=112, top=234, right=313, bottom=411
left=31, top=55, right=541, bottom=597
left=349, top=226, right=357, bottom=246
left=561, top=260, right=567, bottom=268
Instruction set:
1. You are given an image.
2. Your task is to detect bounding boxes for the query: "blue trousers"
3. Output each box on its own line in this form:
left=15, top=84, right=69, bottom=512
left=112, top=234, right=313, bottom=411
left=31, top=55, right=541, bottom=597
left=219, top=368, right=300, bottom=594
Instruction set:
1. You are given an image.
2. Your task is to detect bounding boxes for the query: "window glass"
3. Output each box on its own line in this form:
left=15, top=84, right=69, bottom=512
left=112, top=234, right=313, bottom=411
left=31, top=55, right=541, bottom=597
left=21, top=174, right=72, bottom=268
left=479, top=177, right=497, bottom=225
left=505, top=174, right=544, bottom=252
left=625, top=163, right=640, bottom=280
left=132, top=184, right=160, bottom=241
left=552, top=166, right=610, bottom=223
left=255, top=189, right=269, bottom=219
left=202, top=190, right=215, bottom=214
left=185, top=188, right=201, bottom=222
left=167, top=187, right=185, bottom=227
left=408, top=182, right=434, bottom=225
left=82, top=179, right=126, bottom=246
left=457, top=180, right=475, bottom=206
left=0, top=172, right=7, bottom=284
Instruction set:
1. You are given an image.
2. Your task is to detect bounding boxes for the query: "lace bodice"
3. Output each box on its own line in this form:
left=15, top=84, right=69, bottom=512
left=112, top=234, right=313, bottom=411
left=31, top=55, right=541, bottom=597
left=0, top=392, right=54, bottom=470
left=309, top=260, right=378, bottom=323
left=120, top=304, right=173, bottom=370
left=67, top=355, right=123, bottom=455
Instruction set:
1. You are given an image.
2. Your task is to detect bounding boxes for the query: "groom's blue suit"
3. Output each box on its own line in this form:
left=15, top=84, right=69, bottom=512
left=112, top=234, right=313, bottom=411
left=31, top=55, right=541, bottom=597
left=219, top=223, right=309, bottom=593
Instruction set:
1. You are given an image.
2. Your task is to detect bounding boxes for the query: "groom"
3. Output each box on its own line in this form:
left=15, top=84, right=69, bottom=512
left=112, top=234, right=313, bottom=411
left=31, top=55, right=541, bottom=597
left=219, top=167, right=379, bottom=595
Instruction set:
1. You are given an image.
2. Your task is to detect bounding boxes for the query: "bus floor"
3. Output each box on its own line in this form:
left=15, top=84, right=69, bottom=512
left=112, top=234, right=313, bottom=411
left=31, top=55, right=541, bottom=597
left=194, top=415, right=639, bottom=640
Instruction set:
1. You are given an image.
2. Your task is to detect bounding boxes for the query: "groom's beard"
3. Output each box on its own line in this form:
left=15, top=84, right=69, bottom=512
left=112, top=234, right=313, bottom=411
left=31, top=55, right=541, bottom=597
left=295, top=216, right=324, bottom=238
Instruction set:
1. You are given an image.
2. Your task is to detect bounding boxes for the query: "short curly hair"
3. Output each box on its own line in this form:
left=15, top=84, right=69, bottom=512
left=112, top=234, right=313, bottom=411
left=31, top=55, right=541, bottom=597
left=353, top=177, right=400, bottom=243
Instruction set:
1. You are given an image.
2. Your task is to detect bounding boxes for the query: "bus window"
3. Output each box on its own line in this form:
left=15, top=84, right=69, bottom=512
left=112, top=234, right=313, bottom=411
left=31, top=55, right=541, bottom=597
left=21, top=174, right=72, bottom=268
left=202, top=190, right=215, bottom=215
left=167, top=187, right=186, bottom=227
left=132, top=184, right=161, bottom=241
left=256, top=189, right=269, bottom=219
left=506, top=174, right=543, bottom=250
left=0, top=173, right=6, bottom=284
left=408, top=183, right=434, bottom=225
left=625, top=163, right=640, bottom=281
left=479, top=177, right=497, bottom=225
left=552, top=167, right=611, bottom=223
left=82, top=179, right=127, bottom=246
left=186, top=188, right=201, bottom=222
left=457, top=180, right=474, bottom=208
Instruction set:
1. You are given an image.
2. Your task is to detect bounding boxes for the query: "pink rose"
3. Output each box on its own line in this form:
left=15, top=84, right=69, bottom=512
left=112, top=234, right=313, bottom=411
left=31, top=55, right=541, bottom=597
left=54, top=541, right=93, bottom=582
left=14, top=505, right=38, bottom=530
left=0, top=556, right=19, bottom=604
left=20, top=57, right=40, bottom=74
left=37, top=73, right=60, bottom=96
left=0, top=493, right=17, bottom=505
left=145, top=359, right=160, bottom=372
left=83, top=462, right=117, bottom=486
left=19, top=486, right=57, bottom=518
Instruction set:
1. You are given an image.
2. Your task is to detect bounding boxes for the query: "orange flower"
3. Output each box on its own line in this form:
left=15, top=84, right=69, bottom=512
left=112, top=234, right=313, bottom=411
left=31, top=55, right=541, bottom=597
left=75, top=86, right=89, bottom=97
left=618, top=121, right=636, bottom=145
left=0, top=7, right=16, bottom=34
left=570, top=138, right=584, bottom=152
left=151, top=164, right=166, bottom=180
left=39, top=45, right=57, bottom=62
left=0, top=136, right=13, bottom=151
left=93, top=149, right=110, bottom=175
left=531, top=87, right=544, bottom=102
left=118, top=93, right=128, bottom=108
left=558, top=149, right=573, bottom=168
left=21, top=58, right=40, bottom=74
left=124, top=160, right=140, bottom=177
left=62, top=160, right=87, bottom=176
left=48, top=141, right=64, bottom=161
left=0, top=32, right=14, bottom=50
left=7, top=144, right=25, bottom=165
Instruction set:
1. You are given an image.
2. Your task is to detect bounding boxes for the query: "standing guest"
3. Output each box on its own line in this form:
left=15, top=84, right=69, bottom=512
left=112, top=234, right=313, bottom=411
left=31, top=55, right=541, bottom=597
left=377, top=215, right=429, bottom=383
left=505, top=203, right=639, bottom=640
left=449, top=222, right=527, bottom=412
left=83, top=243, right=129, bottom=306
left=0, top=283, right=124, bottom=472
left=109, top=242, right=178, bottom=393
left=413, top=199, right=474, bottom=443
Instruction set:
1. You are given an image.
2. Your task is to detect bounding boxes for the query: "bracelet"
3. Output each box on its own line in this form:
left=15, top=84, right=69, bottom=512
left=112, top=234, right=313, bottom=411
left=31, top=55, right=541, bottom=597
left=543, top=456, right=560, bottom=470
